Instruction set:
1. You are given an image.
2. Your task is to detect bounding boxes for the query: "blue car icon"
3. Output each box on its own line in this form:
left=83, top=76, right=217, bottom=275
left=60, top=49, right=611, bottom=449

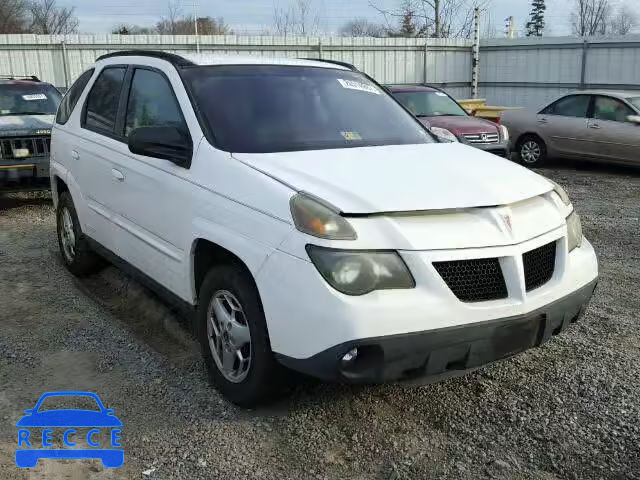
left=16, top=391, right=123, bottom=468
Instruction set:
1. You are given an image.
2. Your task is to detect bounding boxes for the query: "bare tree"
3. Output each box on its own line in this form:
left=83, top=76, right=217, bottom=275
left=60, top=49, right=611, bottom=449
left=273, top=0, right=320, bottom=35
left=0, top=0, right=29, bottom=33
left=370, top=0, right=489, bottom=38
left=340, top=18, right=387, bottom=37
left=609, top=4, right=637, bottom=35
left=570, top=0, right=611, bottom=36
left=28, top=0, right=78, bottom=34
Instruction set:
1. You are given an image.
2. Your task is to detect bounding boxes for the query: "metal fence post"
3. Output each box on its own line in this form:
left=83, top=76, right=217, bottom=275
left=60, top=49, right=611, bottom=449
left=423, top=40, right=428, bottom=85
left=61, top=40, right=70, bottom=89
left=318, top=39, right=323, bottom=59
left=471, top=8, right=480, bottom=98
left=580, top=39, right=589, bottom=90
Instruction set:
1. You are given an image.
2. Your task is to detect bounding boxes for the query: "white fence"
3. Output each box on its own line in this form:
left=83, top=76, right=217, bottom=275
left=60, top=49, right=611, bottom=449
left=1, top=34, right=640, bottom=109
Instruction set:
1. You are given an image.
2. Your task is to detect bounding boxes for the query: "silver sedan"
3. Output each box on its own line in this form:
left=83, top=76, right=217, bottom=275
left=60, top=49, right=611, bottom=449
left=502, top=90, right=640, bottom=167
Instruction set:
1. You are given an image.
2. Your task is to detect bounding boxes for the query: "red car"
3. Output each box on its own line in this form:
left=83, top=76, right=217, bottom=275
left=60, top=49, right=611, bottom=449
left=388, top=85, right=510, bottom=158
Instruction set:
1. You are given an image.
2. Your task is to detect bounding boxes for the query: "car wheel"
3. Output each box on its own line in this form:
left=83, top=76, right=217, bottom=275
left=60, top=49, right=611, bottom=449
left=197, top=264, right=284, bottom=407
left=518, top=135, right=548, bottom=167
left=56, top=192, right=104, bottom=277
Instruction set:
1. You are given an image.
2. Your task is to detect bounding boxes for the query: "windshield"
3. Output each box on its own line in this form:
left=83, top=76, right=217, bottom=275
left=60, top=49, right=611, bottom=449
left=182, top=65, right=432, bottom=153
left=0, top=83, right=61, bottom=116
left=627, top=97, right=640, bottom=111
left=393, top=90, right=468, bottom=117
left=37, top=395, right=101, bottom=412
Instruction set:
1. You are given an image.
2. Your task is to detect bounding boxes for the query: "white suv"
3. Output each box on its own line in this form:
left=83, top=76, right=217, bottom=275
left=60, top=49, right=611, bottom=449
left=50, top=51, right=598, bottom=406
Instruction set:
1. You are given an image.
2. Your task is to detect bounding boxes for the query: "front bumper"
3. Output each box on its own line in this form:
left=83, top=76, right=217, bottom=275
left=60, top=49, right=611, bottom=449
left=0, top=156, right=50, bottom=188
left=277, top=278, right=597, bottom=383
left=465, top=140, right=510, bottom=157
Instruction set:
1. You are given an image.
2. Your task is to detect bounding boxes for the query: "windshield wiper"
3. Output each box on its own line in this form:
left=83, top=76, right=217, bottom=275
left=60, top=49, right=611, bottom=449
left=17, top=111, right=52, bottom=115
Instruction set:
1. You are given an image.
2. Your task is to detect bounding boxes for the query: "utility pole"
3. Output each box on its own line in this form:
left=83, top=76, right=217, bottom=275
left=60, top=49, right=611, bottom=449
left=505, top=16, right=515, bottom=38
left=471, top=7, right=480, bottom=98
left=184, top=2, right=200, bottom=53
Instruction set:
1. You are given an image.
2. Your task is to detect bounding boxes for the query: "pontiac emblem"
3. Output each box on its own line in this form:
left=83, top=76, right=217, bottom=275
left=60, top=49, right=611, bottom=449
left=502, top=214, right=513, bottom=233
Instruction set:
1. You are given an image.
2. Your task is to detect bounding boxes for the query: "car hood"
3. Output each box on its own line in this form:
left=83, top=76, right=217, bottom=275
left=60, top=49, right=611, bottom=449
left=233, top=143, right=553, bottom=214
left=0, top=114, right=54, bottom=136
left=418, top=115, right=498, bottom=135
left=16, top=410, right=123, bottom=427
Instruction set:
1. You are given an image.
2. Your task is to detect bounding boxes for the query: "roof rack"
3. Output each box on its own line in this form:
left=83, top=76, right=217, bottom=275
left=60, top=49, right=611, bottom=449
left=0, top=75, right=40, bottom=81
left=96, top=50, right=195, bottom=67
left=302, top=58, right=358, bottom=71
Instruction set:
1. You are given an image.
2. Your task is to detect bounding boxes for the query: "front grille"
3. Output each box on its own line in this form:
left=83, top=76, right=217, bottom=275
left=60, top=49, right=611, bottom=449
left=433, top=257, right=508, bottom=302
left=463, top=132, right=499, bottom=144
left=523, top=242, right=556, bottom=291
left=0, top=136, right=50, bottom=160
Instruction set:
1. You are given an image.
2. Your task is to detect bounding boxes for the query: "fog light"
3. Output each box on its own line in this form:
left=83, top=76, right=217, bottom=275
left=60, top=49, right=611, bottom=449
left=342, top=348, right=358, bottom=363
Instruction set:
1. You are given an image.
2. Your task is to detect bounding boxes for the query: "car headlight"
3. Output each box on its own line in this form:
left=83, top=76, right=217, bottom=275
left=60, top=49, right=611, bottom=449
left=548, top=179, right=572, bottom=206
left=290, top=193, right=356, bottom=240
left=430, top=127, right=458, bottom=143
left=306, top=246, right=415, bottom=296
left=567, top=211, right=583, bottom=252
left=499, top=124, right=509, bottom=142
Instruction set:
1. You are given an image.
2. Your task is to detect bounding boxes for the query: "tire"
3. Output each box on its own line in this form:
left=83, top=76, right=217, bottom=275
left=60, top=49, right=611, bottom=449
left=56, top=191, right=104, bottom=277
left=196, top=264, right=284, bottom=407
left=517, top=134, right=548, bottom=167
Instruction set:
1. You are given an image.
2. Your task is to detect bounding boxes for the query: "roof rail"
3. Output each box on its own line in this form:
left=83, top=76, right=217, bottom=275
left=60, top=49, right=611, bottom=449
left=0, top=75, right=40, bottom=81
left=96, top=50, right=195, bottom=67
left=302, top=58, right=358, bottom=71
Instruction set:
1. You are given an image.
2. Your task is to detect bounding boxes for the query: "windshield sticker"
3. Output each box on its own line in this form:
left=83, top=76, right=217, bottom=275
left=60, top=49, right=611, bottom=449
left=435, top=92, right=447, bottom=96
left=22, top=94, right=47, bottom=101
left=341, top=131, right=362, bottom=141
left=337, top=79, right=380, bottom=95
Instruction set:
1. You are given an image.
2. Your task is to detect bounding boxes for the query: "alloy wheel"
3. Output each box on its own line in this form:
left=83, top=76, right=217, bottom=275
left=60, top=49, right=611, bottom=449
left=521, top=140, right=542, bottom=164
left=207, top=290, right=252, bottom=383
left=60, top=207, right=76, bottom=262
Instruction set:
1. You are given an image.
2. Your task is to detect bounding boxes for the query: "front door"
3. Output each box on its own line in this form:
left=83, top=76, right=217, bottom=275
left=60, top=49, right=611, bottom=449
left=586, top=95, right=640, bottom=164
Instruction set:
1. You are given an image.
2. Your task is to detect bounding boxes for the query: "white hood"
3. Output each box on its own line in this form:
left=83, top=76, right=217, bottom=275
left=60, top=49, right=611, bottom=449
left=233, top=143, right=553, bottom=214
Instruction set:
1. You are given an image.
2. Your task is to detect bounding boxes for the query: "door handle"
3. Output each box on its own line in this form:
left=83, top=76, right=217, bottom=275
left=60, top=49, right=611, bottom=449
left=537, top=118, right=548, bottom=124
left=589, top=123, right=601, bottom=129
left=111, top=168, right=125, bottom=181
left=71, top=150, right=79, bottom=160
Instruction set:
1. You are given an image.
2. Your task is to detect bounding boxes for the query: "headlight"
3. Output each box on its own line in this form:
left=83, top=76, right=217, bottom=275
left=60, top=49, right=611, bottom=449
left=290, top=193, right=356, bottom=240
left=567, top=211, right=583, bottom=252
left=306, top=246, right=415, bottom=296
left=548, top=179, right=571, bottom=206
left=499, top=124, right=509, bottom=142
left=430, top=127, right=458, bottom=143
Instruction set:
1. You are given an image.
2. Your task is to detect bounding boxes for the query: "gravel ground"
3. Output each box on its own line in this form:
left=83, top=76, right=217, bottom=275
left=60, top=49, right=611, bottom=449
left=0, top=162, right=639, bottom=480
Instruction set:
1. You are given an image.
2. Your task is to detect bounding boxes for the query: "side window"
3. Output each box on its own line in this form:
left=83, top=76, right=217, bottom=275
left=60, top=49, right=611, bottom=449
left=56, top=68, right=94, bottom=125
left=125, top=69, right=186, bottom=137
left=542, top=95, right=590, bottom=118
left=593, top=96, right=634, bottom=123
left=84, top=67, right=127, bottom=134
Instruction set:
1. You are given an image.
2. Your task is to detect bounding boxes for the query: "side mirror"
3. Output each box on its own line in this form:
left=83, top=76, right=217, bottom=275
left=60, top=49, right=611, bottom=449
left=627, top=115, right=640, bottom=125
left=128, top=126, right=192, bottom=167
left=23, top=409, right=34, bottom=414
left=104, top=409, right=115, bottom=415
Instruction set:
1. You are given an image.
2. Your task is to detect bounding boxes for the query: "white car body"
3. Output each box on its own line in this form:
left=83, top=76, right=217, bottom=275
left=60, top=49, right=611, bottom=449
left=50, top=52, right=598, bottom=402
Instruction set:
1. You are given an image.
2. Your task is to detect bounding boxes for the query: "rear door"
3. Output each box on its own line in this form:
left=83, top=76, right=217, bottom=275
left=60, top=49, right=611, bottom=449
left=587, top=95, right=640, bottom=164
left=537, top=94, right=593, bottom=159
left=73, top=65, right=129, bottom=250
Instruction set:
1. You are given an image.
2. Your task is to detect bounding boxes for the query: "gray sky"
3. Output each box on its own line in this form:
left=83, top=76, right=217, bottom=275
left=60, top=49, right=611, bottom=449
left=60, top=0, right=581, bottom=36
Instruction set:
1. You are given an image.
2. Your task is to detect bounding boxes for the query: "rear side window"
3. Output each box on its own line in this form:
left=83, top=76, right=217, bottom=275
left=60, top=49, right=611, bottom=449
left=541, top=95, right=590, bottom=118
left=593, top=96, right=634, bottom=123
left=56, top=68, right=94, bottom=125
left=84, top=67, right=126, bottom=134
left=125, top=69, right=186, bottom=136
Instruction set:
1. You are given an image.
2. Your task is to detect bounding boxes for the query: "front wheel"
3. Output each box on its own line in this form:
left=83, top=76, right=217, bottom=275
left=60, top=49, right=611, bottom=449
left=518, top=135, right=548, bottom=167
left=196, top=264, right=284, bottom=407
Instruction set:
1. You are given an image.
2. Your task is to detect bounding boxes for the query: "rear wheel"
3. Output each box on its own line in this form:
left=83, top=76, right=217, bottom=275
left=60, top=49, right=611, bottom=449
left=518, top=135, right=548, bottom=167
left=56, top=192, right=104, bottom=276
left=196, top=264, right=284, bottom=407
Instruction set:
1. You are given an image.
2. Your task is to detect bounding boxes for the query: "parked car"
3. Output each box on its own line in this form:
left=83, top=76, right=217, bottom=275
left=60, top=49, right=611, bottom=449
left=0, top=76, right=61, bottom=191
left=50, top=51, right=598, bottom=406
left=502, top=90, right=640, bottom=167
left=387, top=85, right=510, bottom=157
